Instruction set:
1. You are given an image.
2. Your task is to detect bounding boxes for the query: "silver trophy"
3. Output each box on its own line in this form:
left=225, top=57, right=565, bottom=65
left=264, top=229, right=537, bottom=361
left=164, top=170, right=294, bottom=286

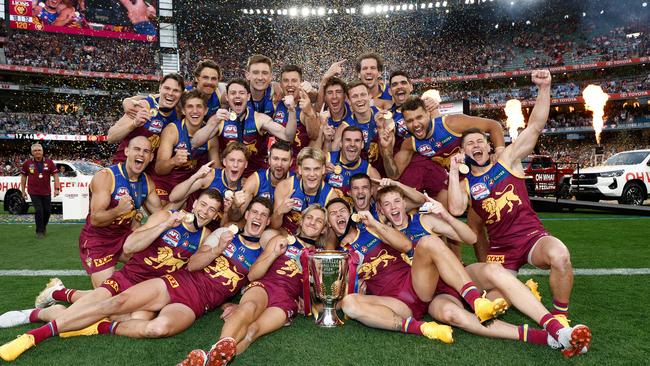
left=309, top=250, right=349, bottom=327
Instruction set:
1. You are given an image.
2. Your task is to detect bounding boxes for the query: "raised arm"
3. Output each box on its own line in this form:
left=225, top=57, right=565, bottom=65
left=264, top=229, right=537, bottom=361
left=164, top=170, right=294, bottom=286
left=187, top=229, right=234, bottom=271
left=229, top=177, right=257, bottom=222
left=271, top=179, right=294, bottom=229
left=360, top=211, right=412, bottom=253
left=445, top=115, right=506, bottom=151
left=191, top=109, right=229, bottom=148
left=261, top=107, right=297, bottom=142
left=248, top=235, right=288, bottom=281
left=107, top=103, right=150, bottom=143
left=154, top=124, right=185, bottom=176
left=500, top=70, right=552, bottom=169
left=168, top=161, right=215, bottom=204
left=420, top=199, right=477, bottom=245
left=88, top=170, right=134, bottom=227
left=122, top=210, right=184, bottom=255
left=447, top=153, right=470, bottom=216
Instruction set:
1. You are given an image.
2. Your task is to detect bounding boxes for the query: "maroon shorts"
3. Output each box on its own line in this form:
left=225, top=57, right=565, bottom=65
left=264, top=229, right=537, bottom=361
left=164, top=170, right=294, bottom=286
left=150, top=175, right=172, bottom=202
left=434, top=279, right=463, bottom=303
left=487, top=230, right=550, bottom=271
left=391, top=271, right=429, bottom=320
left=247, top=280, right=298, bottom=320
left=399, top=157, right=448, bottom=197
left=100, top=270, right=135, bottom=296
left=79, top=230, right=131, bottom=275
left=162, top=271, right=210, bottom=318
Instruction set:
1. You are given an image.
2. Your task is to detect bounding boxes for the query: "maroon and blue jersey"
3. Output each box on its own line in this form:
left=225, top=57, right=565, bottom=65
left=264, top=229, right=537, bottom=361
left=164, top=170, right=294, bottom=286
left=258, top=238, right=310, bottom=300
left=327, top=103, right=355, bottom=130
left=343, top=226, right=410, bottom=296
left=170, top=120, right=211, bottom=177
left=112, top=95, right=179, bottom=165
left=207, top=168, right=243, bottom=196
left=283, top=176, right=339, bottom=234
left=410, top=116, right=462, bottom=168
left=249, top=168, right=292, bottom=201
left=399, top=213, right=436, bottom=259
left=217, top=106, right=268, bottom=176
left=374, top=83, right=392, bottom=101
left=273, top=100, right=309, bottom=160
left=466, top=161, right=546, bottom=253
left=186, top=85, right=221, bottom=121
left=325, top=151, right=371, bottom=195
left=248, top=85, right=275, bottom=118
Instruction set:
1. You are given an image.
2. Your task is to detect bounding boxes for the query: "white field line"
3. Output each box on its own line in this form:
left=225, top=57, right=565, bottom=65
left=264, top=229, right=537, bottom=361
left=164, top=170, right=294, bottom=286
left=0, top=268, right=649, bottom=277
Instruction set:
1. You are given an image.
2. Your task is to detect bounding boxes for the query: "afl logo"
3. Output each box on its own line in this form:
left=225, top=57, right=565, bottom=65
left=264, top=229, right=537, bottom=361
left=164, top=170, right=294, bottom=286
left=224, top=243, right=236, bottom=257
left=115, top=187, right=130, bottom=199
left=224, top=124, right=238, bottom=139
left=273, top=111, right=286, bottom=124
left=417, top=144, right=435, bottom=157
left=176, top=142, right=188, bottom=150
left=162, top=230, right=181, bottom=247
left=470, top=183, right=490, bottom=200
left=149, top=119, right=163, bottom=133
left=291, top=198, right=304, bottom=211
left=328, top=174, right=344, bottom=187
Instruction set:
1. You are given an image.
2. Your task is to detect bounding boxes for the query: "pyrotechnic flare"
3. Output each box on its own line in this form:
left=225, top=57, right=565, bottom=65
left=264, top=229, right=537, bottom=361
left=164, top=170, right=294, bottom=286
left=582, top=85, right=609, bottom=145
left=504, top=99, right=525, bottom=141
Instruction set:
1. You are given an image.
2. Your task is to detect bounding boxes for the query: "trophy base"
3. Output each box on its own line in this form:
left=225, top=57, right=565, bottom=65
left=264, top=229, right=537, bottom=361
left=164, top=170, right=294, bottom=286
left=315, top=307, right=344, bottom=327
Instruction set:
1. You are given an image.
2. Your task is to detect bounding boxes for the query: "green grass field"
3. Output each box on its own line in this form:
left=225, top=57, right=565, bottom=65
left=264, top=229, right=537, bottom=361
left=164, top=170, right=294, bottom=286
left=1, top=212, right=649, bottom=365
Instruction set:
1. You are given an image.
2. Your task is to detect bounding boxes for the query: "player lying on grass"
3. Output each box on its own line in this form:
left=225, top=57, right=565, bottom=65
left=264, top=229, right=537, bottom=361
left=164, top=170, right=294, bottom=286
left=177, top=204, right=328, bottom=366
left=0, top=198, right=274, bottom=362
left=0, top=189, right=223, bottom=328
left=447, top=70, right=579, bottom=335
left=326, top=198, right=507, bottom=344
left=377, top=185, right=591, bottom=357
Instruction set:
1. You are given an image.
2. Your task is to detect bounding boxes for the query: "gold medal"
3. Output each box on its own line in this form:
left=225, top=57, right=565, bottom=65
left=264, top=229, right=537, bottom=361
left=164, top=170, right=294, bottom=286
left=458, top=163, right=470, bottom=175
left=229, top=112, right=237, bottom=121
left=384, top=111, right=393, bottom=120
left=286, top=235, right=296, bottom=244
left=351, top=213, right=360, bottom=222
left=333, top=165, right=342, bottom=175
left=224, top=190, right=234, bottom=200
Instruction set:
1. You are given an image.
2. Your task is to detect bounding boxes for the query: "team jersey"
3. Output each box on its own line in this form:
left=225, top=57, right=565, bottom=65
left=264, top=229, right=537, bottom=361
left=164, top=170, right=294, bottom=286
left=399, top=213, right=437, bottom=260
left=81, top=163, right=151, bottom=238
left=283, top=176, right=339, bottom=234
left=248, top=85, right=275, bottom=117
left=112, top=94, right=179, bottom=165
left=374, top=82, right=392, bottom=101
left=217, top=105, right=268, bottom=176
left=186, top=85, right=221, bottom=121
left=327, top=102, right=355, bottom=130
left=207, top=168, right=243, bottom=195
left=37, top=5, right=58, bottom=24
left=410, top=116, right=462, bottom=168
left=325, top=151, right=371, bottom=195
left=249, top=168, right=292, bottom=201
left=343, top=226, right=410, bottom=296
left=167, top=120, right=212, bottom=182
left=259, top=238, right=311, bottom=299
left=194, top=234, right=263, bottom=311
left=466, top=161, right=546, bottom=252
left=344, top=106, right=380, bottom=165
left=121, top=215, right=206, bottom=280
left=273, top=100, right=309, bottom=159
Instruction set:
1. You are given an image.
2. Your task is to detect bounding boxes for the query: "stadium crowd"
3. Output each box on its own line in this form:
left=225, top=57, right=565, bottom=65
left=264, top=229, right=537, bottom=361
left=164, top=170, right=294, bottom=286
left=0, top=112, right=116, bottom=136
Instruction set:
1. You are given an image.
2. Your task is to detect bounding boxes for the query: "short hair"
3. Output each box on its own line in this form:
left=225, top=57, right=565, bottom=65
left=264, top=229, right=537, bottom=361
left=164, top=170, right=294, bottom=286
left=222, top=141, right=250, bottom=161
left=180, top=89, right=206, bottom=108
left=356, top=52, right=384, bottom=73
left=324, top=77, right=347, bottom=95
left=269, top=140, right=292, bottom=156
left=280, top=64, right=303, bottom=80
left=247, top=54, right=273, bottom=71
left=389, top=70, right=410, bottom=85
left=461, top=128, right=488, bottom=146
left=193, top=59, right=221, bottom=80
left=248, top=196, right=273, bottom=215
left=341, top=126, right=364, bottom=140
left=198, top=188, right=224, bottom=207
left=297, top=147, right=326, bottom=167
left=401, top=97, right=427, bottom=114
left=325, top=197, right=351, bottom=212
left=346, top=80, right=369, bottom=97
left=226, top=78, right=251, bottom=94
left=30, top=143, right=43, bottom=151
left=349, top=173, right=371, bottom=187
left=160, top=73, right=185, bottom=89
left=377, top=185, right=405, bottom=203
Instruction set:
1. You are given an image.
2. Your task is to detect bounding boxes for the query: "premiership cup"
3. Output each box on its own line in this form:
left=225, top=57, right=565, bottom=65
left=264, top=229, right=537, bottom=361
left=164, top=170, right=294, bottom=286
left=309, top=250, right=349, bottom=327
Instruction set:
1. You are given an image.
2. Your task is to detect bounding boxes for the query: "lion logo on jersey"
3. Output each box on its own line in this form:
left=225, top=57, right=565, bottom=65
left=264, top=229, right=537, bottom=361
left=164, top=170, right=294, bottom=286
left=148, top=134, right=161, bottom=149
left=143, top=247, right=187, bottom=273
left=368, top=142, right=379, bottom=162
left=482, top=184, right=522, bottom=224
left=276, top=258, right=301, bottom=278
left=357, top=249, right=396, bottom=280
left=205, top=256, right=244, bottom=291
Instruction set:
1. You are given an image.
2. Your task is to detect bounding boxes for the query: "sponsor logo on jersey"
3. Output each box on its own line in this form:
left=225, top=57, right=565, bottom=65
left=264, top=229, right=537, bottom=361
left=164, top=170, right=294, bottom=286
left=328, top=174, right=344, bottom=187
left=273, top=110, right=286, bottom=124
left=162, top=229, right=181, bottom=247
left=115, top=186, right=130, bottom=199
left=470, top=182, right=490, bottom=200
left=486, top=254, right=505, bottom=263
left=224, top=242, right=236, bottom=257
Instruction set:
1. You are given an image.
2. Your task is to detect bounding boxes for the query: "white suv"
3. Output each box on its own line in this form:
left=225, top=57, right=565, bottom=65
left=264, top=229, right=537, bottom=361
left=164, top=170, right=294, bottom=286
left=570, top=150, right=650, bottom=205
left=0, top=160, right=102, bottom=214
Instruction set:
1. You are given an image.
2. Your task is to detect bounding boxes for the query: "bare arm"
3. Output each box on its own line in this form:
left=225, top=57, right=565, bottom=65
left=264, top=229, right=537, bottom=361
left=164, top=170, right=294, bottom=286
left=500, top=70, right=552, bottom=170
left=229, top=177, right=257, bottom=222
left=191, top=111, right=227, bottom=148
left=187, top=230, right=233, bottom=271
left=383, top=139, right=414, bottom=179
left=271, top=179, right=294, bottom=229
left=168, top=165, right=214, bottom=204
left=421, top=205, right=477, bottom=245
left=143, top=178, right=163, bottom=214
left=447, top=153, right=469, bottom=216
left=20, top=175, right=27, bottom=198
left=446, top=114, right=506, bottom=150
left=88, top=170, right=134, bottom=227
left=261, top=110, right=297, bottom=142
left=248, top=235, right=285, bottom=281
left=361, top=211, right=412, bottom=253
left=52, top=172, right=60, bottom=197
left=122, top=210, right=182, bottom=255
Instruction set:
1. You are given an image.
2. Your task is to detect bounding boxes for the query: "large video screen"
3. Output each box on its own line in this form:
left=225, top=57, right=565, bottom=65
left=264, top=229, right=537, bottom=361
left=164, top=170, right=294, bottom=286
left=8, top=0, right=158, bottom=42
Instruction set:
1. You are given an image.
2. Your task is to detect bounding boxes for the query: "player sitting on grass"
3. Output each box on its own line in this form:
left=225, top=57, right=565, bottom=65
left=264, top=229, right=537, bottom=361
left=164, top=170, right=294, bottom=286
left=0, top=198, right=274, bottom=362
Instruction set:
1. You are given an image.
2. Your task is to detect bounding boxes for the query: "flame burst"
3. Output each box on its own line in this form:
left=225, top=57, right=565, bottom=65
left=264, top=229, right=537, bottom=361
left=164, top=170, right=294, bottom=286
left=582, top=85, right=609, bottom=145
left=504, top=99, right=526, bottom=141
